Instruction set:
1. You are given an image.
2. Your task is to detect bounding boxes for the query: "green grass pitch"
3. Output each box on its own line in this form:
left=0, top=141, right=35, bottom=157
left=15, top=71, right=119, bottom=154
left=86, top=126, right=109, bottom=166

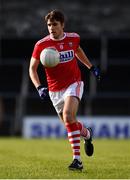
left=0, top=138, right=130, bottom=179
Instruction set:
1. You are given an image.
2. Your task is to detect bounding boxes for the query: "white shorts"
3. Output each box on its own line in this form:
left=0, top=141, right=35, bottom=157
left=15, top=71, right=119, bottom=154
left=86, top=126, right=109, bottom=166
left=49, top=81, right=84, bottom=114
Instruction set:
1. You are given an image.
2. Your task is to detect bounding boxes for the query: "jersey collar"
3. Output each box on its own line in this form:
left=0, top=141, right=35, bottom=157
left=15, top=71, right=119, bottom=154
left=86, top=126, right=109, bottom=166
left=50, top=32, right=66, bottom=41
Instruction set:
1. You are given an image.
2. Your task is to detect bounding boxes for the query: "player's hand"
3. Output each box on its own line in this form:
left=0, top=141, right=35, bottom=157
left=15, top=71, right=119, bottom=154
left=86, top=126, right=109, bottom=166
left=37, top=85, right=49, bottom=100
left=90, top=65, right=101, bottom=81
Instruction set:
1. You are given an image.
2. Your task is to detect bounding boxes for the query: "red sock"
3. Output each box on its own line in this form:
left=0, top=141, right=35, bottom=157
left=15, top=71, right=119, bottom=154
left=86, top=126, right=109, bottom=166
left=78, top=121, right=90, bottom=139
left=66, top=122, right=81, bottom=160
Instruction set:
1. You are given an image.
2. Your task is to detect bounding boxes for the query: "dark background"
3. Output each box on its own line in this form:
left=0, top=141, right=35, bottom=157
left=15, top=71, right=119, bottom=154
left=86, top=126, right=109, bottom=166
left=0, top=0, right=130, bottom=135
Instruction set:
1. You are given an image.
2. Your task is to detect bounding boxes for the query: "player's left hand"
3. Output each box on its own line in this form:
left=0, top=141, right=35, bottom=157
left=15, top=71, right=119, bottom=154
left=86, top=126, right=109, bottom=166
left=90, top=65, right=101, bottom=81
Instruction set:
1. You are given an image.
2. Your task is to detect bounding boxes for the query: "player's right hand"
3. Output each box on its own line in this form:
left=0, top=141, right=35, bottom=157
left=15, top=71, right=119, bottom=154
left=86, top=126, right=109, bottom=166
left=37, top=85, right=49, bottom=100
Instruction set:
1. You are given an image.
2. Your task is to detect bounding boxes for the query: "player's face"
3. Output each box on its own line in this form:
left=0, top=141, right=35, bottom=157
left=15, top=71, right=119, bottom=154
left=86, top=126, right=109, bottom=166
left=47, top=20, right=64, bottom=39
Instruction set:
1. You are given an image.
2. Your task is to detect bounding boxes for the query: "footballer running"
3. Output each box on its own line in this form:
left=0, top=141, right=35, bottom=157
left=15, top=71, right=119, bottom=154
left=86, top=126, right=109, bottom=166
left=29, top=10, right=100, bottom=171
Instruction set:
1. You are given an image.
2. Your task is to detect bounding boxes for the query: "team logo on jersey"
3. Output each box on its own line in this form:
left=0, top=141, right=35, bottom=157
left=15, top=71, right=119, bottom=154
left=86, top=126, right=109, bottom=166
left=59, top=44, right=64, bottom=50
left=57, top=43, right=64, bottom=50
left=59, top=50, right=74, bottom=63
left=69, top=42, right=73, bottom=47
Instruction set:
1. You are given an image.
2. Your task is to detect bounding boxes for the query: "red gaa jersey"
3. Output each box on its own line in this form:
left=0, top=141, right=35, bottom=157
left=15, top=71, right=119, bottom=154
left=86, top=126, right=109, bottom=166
left=32, top=32, right=81, bottom=91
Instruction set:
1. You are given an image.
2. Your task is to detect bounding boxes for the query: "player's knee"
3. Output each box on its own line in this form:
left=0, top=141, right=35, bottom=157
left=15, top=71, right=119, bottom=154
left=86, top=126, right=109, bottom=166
left=63, top=110, right=74, bottom=124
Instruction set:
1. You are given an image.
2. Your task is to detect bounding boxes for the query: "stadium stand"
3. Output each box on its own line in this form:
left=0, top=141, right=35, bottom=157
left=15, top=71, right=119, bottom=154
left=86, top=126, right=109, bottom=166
left=0, top=0, right=130, bottom=135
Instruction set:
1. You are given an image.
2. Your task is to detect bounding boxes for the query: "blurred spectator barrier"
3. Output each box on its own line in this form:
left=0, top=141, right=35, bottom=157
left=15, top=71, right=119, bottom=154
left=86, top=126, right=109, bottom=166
left=23, top=116, right=130, bottom=139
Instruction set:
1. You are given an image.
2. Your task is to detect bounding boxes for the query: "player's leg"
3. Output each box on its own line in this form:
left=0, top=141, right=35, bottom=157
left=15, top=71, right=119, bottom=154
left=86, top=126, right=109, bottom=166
left=78, top=121, right=94, bottom=156
left=59, top=113, right=93, bottom=148
left=63, top=96, right=83, bottom=170
left=57, top=100, right=94, bottom=157
left=61, top=94, right=94, bottom=157
left=64, top=81, right=93, bottom=157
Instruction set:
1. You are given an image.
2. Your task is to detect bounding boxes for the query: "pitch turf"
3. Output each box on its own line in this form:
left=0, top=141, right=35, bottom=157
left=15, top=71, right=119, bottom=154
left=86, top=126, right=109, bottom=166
left=0, top=138, right=130, bottom=179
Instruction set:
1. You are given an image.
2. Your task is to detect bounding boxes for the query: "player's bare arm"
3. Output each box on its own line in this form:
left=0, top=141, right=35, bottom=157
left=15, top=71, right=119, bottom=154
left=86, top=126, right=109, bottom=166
left=76, top=46, right=101, bottom=81
left=75, top=46, right=93, bottom=69
left=29, top=57, right=41, bottom=88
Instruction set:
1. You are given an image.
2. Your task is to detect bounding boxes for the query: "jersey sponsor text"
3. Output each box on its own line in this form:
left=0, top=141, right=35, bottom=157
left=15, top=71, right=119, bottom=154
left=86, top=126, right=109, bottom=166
left=59, top=50, right=74, bottom=63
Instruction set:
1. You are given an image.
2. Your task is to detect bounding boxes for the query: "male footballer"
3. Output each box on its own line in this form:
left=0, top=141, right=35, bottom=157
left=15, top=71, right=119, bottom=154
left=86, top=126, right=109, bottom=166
left=29, top=10, right=100, bottom=171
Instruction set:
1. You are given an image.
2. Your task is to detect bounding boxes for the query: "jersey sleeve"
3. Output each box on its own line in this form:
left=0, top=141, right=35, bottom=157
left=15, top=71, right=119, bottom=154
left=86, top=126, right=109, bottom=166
left=32, top=42, right=41, bottom=60
left=72, top=33, right=80, bottom=50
